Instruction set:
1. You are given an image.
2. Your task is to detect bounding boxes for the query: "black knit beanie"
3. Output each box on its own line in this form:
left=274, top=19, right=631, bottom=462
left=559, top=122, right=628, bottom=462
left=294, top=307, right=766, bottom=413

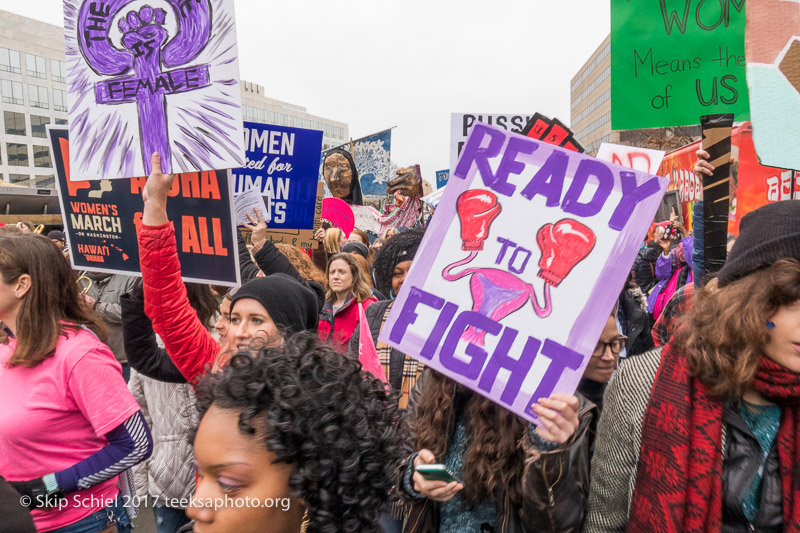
left=372, top=228, right=425, bottom=295
left=231, top=274, right=320, bottom=333
left=717, top=200, right=800, bottom=287
left=341, top=241, right=369, bottom=259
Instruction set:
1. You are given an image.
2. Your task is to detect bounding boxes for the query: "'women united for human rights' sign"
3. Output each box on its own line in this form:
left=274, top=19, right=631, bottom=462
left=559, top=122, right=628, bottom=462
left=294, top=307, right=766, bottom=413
left=379, top=123, right=668, bottom=424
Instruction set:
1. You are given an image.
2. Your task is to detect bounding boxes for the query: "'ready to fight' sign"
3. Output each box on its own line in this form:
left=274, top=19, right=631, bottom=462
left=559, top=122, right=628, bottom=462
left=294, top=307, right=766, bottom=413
left=49, top=126, right=240, bottom=286
left=379, top=123, right=668, bottom=424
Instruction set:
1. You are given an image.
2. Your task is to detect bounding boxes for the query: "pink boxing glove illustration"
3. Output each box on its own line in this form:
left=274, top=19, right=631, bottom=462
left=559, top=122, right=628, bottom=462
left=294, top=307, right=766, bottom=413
left=443, top=190, right=595, bottom=346
left=536, top=220, right=596, bottom=287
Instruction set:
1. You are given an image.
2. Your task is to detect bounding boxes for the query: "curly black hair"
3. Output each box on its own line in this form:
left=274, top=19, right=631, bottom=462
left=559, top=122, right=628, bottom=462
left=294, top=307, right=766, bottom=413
left=372, top=227, right=426, bottom=295
left=195, top=332, right=406, bottom=532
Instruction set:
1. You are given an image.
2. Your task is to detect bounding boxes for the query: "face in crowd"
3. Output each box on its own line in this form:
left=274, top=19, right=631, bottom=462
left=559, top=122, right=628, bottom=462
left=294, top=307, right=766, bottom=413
left=328, top=258, right=355, bottom=297
left=189, top=406, right=303, bottom=533
left=584, top=315, right=625, bottom=383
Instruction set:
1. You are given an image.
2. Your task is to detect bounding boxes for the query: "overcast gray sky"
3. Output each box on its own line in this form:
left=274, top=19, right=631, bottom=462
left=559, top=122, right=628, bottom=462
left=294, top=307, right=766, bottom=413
left=0, top=0, right=610, bottom=180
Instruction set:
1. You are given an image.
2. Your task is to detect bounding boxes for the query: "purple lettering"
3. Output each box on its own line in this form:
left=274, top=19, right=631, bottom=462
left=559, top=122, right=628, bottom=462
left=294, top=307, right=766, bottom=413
left=561, top=159, right=614, bottom=218
left=478, top=329, right=541, bottom=404
left=439, top=312, right=502, bottom=380
left=523, top=340, right=583, bottom=418
left=495, top=237, right=517, bottom=265
left=491, top=136, right=538, bottom=196
left=609, top=172, right=663, bottom=231
left=453, top=123, right=505, bottom=190
left=388, top=287, right=445, bottom=344
left=520, top=150, right=568, bottom=206
left=419, top=302, right=459, bottom=360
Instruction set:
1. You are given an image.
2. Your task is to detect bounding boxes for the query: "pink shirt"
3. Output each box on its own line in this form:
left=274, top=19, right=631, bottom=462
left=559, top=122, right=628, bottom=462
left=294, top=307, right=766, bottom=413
left=0, top=326, right=141, bottom=531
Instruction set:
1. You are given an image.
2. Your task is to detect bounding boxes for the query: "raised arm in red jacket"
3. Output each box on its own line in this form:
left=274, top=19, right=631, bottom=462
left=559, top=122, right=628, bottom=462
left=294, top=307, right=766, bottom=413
left=138, top=153, right=220, bottom=385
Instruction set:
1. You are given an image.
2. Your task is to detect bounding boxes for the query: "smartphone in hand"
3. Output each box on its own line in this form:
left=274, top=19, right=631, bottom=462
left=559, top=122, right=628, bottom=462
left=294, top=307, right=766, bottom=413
left=415, top=464, right=462, bottom=484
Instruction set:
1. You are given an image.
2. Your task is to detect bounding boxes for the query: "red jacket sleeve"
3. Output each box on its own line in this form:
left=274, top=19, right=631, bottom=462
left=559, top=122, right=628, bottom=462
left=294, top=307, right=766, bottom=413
left=138, top=223, right=219, bottom=384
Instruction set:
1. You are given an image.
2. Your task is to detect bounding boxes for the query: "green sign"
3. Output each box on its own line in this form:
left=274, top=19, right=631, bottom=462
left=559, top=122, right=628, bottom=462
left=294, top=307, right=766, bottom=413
left=611, top=0, right=750, bottom=130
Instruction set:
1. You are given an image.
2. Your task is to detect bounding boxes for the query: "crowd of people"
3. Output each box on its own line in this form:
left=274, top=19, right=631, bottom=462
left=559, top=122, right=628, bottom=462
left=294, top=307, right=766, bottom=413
left=0, top=146, right=799, bottom=533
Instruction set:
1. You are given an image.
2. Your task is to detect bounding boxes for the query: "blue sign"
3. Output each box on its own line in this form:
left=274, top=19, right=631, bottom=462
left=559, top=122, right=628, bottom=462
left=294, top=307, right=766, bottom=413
left=233, top=122, right=323, bottom=230
left=436, top=169, right=450, bottom=189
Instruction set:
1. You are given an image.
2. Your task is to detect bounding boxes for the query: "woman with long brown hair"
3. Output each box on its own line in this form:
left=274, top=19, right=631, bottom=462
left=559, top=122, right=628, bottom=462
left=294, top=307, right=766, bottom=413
left=0, top=234, right=152, bottom=533
left=318, top=252, right=376, bottom=351
left=585, top=200, right=800, bottom=533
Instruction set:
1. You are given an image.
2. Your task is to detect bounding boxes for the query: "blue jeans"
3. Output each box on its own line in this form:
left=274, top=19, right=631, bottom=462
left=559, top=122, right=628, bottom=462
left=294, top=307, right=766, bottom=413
left=47, top=496, right=131, bottom=533
left=153, top=505, right=190, bottom=533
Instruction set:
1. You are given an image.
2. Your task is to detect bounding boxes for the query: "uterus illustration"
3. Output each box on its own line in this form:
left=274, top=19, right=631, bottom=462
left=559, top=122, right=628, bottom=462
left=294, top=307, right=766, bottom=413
left=443, top=189, right=596, bottom=346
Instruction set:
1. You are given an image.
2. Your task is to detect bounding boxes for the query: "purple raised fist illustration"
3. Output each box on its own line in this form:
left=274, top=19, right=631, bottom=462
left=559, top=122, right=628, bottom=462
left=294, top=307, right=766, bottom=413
left=78, top=0, right=212, bottom=174
left=119, top=6, right=169, bottom=60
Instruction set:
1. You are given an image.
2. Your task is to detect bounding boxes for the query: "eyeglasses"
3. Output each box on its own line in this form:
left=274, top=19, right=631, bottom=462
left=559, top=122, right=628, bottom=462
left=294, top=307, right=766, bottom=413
left=592, top=336, right=628, bottom=357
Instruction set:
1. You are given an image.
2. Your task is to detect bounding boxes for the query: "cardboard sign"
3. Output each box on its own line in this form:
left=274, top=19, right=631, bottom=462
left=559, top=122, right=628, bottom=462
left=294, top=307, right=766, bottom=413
left=64, top=0, right=246, bottom=180
left=450, top=113, right=533, bottom=172
left=746, top=0, right=800, bottom=170
left=611, top=0, right=750, bottom=129
left=321, top=197, right=355, bottom=237
left=596, top=143, right=666, bottom=175
left=379, top=123, right=667, bottom=424
left=49, top=127, right=240, bottom=286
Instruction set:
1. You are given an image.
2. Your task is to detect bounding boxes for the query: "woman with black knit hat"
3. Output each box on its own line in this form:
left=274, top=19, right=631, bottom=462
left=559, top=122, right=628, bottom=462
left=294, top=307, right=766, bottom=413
left=585, top=199, right=800, bottom=533
left=137, top=154, right=321, bottom=385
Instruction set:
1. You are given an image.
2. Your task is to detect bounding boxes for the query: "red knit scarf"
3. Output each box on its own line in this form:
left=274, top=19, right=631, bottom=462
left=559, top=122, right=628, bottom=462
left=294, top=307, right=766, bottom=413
left=628, top=343, right=800, bottom=532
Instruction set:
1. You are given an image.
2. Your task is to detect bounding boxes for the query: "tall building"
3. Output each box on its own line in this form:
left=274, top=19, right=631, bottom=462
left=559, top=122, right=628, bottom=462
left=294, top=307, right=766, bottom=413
left=570, top=36, right=615, bottom=155
left=240, top=81, right=348, bottom=151
left=0, top=10, right=67, bottom=188
left=0, top=9, right=348, bottom=190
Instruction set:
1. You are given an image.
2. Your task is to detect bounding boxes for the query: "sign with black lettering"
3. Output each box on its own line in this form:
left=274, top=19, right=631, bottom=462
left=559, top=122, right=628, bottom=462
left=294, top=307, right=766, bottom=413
left=611, top=0, right=750, bottom=129
left=450, top=113, right=533, bottom=172
left=48, top=126, right=240, bottom=286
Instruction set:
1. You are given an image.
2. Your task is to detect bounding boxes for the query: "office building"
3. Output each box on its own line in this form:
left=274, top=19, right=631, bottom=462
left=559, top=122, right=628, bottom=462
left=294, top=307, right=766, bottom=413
left=570, top=35, right=615, bottom=155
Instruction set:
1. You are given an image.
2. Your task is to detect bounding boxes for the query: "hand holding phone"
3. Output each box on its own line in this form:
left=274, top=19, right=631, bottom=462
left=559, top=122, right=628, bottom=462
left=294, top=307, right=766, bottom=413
left=412, top=449, right=463, bottom=502
left=415, top=464, right=462, bottom=484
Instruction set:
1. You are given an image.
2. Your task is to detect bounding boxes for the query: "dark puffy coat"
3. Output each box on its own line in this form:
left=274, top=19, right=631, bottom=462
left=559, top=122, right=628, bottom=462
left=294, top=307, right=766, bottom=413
left=121, top=293, right=187, bottom=384
left=633, top=244, right=660, bottom=294
left=401, top=370, right=597, bottom=533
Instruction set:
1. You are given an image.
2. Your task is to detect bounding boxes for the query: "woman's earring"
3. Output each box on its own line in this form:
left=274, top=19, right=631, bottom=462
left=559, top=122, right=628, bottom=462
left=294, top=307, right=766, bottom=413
left=766, top=320, right=776, bottom=330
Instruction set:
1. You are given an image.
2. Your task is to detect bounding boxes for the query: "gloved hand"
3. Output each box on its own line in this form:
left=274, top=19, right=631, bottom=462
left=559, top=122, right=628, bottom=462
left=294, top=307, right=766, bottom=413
left=9, top=478, right=65, bottom=510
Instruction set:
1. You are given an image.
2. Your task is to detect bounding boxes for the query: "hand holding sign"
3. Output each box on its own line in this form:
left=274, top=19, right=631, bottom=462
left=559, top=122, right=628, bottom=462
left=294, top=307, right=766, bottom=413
left=531, top=394, right=581, bottom=445
left=242, top=209, right=268, bottom=245
left=142, top=152, right=176, bottom=226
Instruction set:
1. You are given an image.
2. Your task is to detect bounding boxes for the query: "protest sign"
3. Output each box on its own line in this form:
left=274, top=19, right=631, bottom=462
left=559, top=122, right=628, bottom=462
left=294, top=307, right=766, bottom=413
left=321, top=197, right=355, bottom=237
left=234, top=122, right=323, bottom=229
left=746, top=0, right=800, bottom=170
left=450, top=113, right=533, bottom=172
left=596, top=143, right=665, bottom=175
left=352, top=129, right=392, bottom=197
left=63, top=0, right=246, bottom=180
left=49, top=127, right=240, bottom=286
left=520, top=114, right=584, bottom=153
left=611, top=0, right=750, bottom=129
left=233, top=187, right=270, bottom=226
left=379, top=123, right=667, bottom=424
left=436, top=169, right=450, bottom=189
